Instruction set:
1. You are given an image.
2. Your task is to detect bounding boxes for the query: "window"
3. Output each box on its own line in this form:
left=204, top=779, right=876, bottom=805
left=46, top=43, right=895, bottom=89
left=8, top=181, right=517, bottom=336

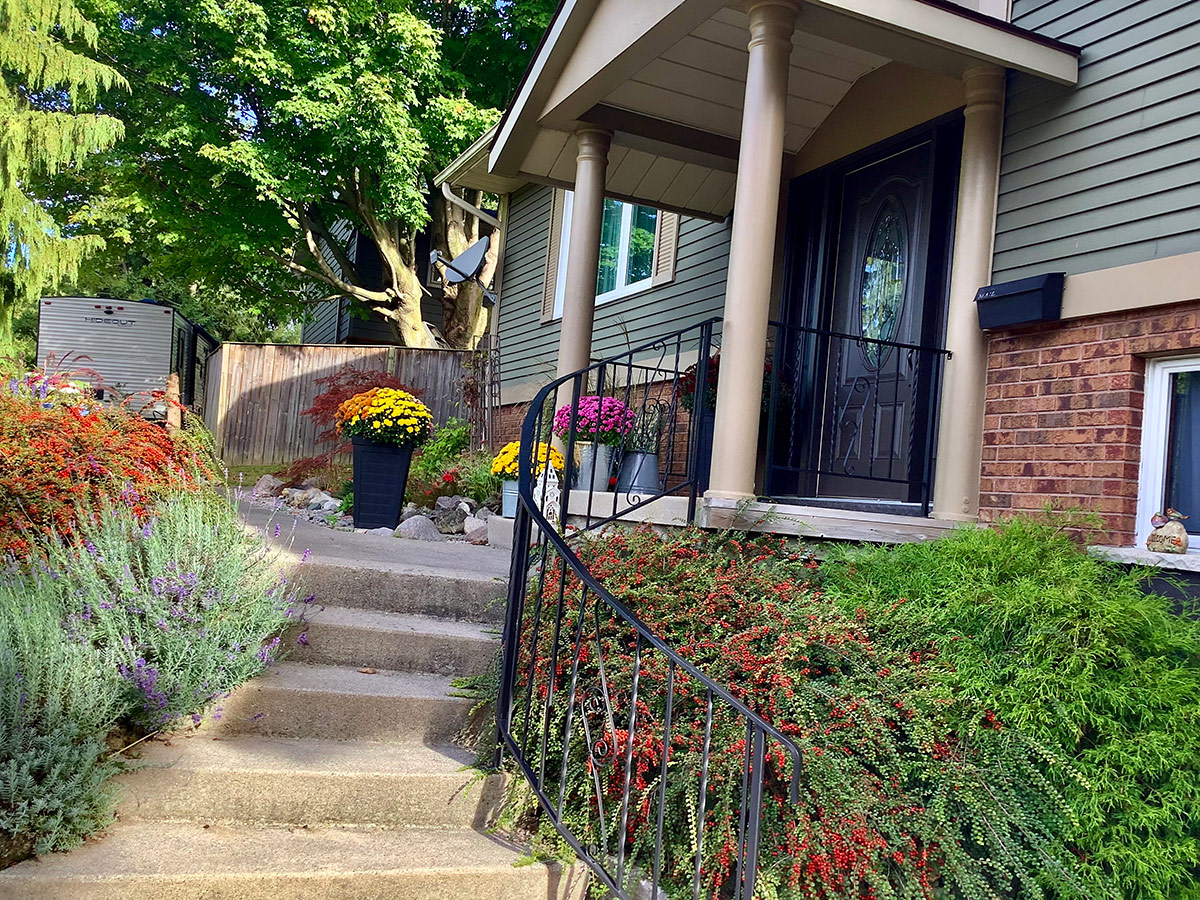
left=1137, top=355, right=1200, bottom=545
left=552, top=192, right=661, bottom=319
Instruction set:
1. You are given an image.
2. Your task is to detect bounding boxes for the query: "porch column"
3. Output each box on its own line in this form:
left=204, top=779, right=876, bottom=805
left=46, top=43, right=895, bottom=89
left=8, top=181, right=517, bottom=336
left=931, top=65, right=1006, bottom=521
left=707, top=0, right=797, bottom=501
left=556, top=126, right=612, bottom=379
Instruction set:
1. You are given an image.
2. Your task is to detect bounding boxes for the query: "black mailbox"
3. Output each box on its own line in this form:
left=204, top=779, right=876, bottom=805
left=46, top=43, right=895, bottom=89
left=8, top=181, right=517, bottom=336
left=974, top=272, right=1065, bottom=329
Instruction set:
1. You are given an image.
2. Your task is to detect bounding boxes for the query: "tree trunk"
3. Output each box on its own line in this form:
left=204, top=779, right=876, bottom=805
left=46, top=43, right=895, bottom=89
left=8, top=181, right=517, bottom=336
left=434, top=189, right=497, bottom=351
left=0, top=277, right=22, bottom=369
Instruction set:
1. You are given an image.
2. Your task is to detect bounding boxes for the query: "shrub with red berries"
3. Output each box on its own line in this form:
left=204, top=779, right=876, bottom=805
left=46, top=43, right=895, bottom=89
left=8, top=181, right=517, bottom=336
left=495, top=527, right=1092, bottom=900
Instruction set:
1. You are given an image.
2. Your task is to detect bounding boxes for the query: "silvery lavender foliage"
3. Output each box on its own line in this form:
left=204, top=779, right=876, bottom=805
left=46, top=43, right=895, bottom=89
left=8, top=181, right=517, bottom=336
left=1, top=491, right=306, bottom=856
left=0, top=574, right=125, bottom=855
left=48, top=493, right=306, bottom=728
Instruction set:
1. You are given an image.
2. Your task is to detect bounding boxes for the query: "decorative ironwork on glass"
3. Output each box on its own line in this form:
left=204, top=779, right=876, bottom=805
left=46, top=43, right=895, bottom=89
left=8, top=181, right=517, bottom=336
left=859, top=197, right=908, bottom=367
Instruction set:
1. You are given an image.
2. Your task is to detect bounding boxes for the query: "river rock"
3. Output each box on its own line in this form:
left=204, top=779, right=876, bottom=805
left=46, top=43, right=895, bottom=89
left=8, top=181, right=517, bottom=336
left=465, top=525, right=489, bottom=545
left=436, top=507, right=469, bottom=535
left=463, top=515, right=486, bottom=534
left=251, top=474, right=285, bottom=497
left=396, top=515, right=442, bottom=541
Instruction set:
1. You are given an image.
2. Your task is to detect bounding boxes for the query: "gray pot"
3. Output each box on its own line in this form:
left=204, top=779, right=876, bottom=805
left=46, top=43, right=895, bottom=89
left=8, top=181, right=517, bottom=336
left=576, top=442, right=615, bottom=492
left=616, top=451, right=660, bottom=495
left=501, top=479, right=518, bottom=518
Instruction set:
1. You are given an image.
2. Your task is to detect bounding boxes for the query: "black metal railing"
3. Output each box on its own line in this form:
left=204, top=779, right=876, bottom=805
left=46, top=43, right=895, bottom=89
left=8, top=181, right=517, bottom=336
left=764, top=321, right=951, bottom=514
left=498, top=318, right=804, bottom=900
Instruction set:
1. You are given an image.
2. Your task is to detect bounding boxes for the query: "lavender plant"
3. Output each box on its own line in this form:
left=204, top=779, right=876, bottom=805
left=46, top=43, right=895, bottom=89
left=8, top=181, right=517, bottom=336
left=44, top=493, right=305, bottom=728
left=0, top=579, right=124, bottom=859
left=1, top=491, right=305, bottom=860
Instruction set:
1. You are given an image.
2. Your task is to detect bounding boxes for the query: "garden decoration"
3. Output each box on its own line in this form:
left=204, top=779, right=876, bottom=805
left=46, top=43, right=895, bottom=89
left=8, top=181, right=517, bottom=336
left=491, top=440, right=564, bottom=517
left=1147, top=507, right=1190, bottom=553
left=552, top=395, right=635, bottom=492
left=336, top=387, right=433, bottom=529
left=616, top=400, right=667, bottom=495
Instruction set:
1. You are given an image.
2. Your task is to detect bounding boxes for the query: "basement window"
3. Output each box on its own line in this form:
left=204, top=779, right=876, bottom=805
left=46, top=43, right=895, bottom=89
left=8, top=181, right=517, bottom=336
left=1136, top=355, right=1200, bottom=546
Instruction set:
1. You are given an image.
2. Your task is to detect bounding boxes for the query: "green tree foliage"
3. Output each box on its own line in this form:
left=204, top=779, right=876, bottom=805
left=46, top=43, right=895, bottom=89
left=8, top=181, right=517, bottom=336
left=63, top=0, right=554, bottom=348
left=0, top=0, right=126, bottom=363
left=820, top=518, right=1200, bottom=900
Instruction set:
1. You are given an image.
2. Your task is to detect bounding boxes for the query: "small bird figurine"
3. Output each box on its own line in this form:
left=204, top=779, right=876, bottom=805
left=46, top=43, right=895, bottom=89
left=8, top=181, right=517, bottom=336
left=1150, top=511, right=1170, bottom=529
left=1166, top=508, right=1189, bottom=522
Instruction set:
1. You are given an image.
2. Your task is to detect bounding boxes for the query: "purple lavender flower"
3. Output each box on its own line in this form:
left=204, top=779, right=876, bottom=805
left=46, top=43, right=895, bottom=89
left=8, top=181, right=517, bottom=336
left=301, top=548, right=311, bottom=563
left=273, top=523, right=281, bottom=538
left=296, top=632, right=309, bottom=646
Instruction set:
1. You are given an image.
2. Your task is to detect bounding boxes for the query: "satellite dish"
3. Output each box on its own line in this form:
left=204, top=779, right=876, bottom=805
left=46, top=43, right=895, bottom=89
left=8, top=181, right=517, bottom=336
left=442, top=236, right=490, bottom=284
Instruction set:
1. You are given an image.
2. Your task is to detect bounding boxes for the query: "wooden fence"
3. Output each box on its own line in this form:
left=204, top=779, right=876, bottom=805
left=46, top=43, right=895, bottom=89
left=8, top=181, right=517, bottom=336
left=203, top=343, right=492, bottom=466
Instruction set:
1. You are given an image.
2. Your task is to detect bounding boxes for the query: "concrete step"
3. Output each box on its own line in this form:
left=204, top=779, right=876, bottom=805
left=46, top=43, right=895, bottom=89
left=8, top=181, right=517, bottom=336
left=117, top=733, right=503, bottom=829
left=0, top=822, right=587, bottom=900
left=214, top=662, right=475, bottom=744
left=302, top=562, right=508, bottom=623
left=292, top=607, right=498, bottom=676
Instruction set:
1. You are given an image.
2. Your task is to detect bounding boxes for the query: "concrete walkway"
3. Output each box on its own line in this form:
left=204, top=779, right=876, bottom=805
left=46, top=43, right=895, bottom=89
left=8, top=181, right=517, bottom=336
left=239, top=500, right=513, bottom=579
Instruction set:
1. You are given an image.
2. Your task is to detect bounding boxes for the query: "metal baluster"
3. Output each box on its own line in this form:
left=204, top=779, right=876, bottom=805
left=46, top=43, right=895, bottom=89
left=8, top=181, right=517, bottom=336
left=692, top=690, right=714, bottom=900
left=615, top=635, right=643, bottom=890
left=557, top=584, right=593, bottom=812
left=651, top=661, right=676, bottom=900
left=742, top=727, right=767, bottom=900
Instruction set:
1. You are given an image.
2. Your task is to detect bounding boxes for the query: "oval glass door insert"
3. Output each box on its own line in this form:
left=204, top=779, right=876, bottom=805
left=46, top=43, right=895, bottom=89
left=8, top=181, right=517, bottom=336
left=859, top=197, right=908, bottom=367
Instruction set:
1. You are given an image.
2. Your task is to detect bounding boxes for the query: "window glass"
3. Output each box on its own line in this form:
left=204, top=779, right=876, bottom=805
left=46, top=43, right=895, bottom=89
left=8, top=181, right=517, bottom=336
left=859, top=196, right=908, bottom=368
left=1165, top=371, right=1200, bottom=531
left=626, top=206, right=658, bottom=284
left=596, top=199, right=624, bottom=296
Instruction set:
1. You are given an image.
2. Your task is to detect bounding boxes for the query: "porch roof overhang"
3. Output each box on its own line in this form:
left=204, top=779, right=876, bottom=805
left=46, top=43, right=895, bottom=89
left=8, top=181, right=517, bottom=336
left=445, top=0, right=1078, bottom=219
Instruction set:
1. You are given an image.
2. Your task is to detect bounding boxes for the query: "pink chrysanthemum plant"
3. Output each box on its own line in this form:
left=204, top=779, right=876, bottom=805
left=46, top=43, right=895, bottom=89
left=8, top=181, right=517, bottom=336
left=552, top=395, right=636, bottom=447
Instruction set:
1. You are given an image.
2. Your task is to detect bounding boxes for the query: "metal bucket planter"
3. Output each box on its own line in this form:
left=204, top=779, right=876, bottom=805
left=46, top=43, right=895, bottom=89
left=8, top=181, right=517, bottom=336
left=350, top=436, right=414, bottom=530
left=576, top=442, right=615, bottom=492
left=502, top=479, right=519, bottom=518
left=616, top=451, right=660, bottom=495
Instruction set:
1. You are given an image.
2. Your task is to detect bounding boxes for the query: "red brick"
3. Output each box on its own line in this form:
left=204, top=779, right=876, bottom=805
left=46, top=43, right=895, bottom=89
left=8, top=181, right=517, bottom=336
left=1079, top=340, right=1127, bottom=359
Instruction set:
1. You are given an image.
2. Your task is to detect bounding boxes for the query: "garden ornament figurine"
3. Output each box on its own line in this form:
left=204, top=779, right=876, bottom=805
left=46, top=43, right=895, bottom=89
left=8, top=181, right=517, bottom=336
left=1146, top=508, right=1189, bottom=553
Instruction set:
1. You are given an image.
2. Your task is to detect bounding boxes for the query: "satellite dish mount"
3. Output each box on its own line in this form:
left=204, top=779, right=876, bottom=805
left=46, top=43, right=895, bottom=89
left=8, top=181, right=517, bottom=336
left=430, top=236, right=496, bottom=308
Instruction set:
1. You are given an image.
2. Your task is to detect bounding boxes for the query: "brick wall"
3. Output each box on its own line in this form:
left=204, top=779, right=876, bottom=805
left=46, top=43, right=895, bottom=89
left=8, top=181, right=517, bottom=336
left=978, top=299, right=1200, bottom=545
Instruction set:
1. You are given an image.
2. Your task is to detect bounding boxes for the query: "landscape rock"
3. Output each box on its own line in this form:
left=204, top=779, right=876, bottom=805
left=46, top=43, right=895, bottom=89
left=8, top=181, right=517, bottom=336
left=321, top=498, right=342, bottom=512
left=464, top=525, right=489, bottom=545
left=251, top=474, right=284, bottom=498
left=284, top=487, right=320, bottom=508
left=365, top=527, right=393, bottom=536
left=474, top=507, right=492, bottom=521
left=435, top=507, right=469, bottom=535
left=399, top=504, right=426, bottom=523
left=463, top=515, right=486, bottom=535
left=435, top=495, right=477, bottom=513
left=395, top=515, right=443, bottom=541
left=306, top=491, right=336, bottom=510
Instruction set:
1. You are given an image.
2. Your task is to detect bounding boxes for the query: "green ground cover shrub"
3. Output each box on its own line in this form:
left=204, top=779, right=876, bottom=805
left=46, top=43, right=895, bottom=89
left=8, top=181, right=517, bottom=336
left=478, top=527, right=1100, bottom=900
left=819, top=519, right=1200, bottom=900
left=0, top=493, right=304, bottom=861
left=406, top=418, right=500, bottom=506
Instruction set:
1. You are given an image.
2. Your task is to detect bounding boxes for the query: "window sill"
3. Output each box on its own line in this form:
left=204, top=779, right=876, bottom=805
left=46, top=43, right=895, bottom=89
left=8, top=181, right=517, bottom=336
left=551, top=281, right=658, bottom=323
left=1087, top=545, right=1200, bottom=573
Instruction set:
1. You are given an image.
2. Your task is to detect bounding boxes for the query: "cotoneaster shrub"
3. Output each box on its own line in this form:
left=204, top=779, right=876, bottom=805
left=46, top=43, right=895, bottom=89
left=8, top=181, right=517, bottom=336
left=486, top=527, right=1097, bottom=900
left=0, top=391, right=211, bottom=557
left=819, top=519, right=1200, bottom=900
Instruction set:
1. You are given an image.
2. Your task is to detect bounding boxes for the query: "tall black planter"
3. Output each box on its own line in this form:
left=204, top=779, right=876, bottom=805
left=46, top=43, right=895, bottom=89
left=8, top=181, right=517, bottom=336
left=351, top=436, right=414, bottom=530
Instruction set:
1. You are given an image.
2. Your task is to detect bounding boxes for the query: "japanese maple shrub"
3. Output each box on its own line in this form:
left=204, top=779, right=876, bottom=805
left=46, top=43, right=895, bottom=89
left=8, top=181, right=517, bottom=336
left=491, top=527, right=1097, bottom=900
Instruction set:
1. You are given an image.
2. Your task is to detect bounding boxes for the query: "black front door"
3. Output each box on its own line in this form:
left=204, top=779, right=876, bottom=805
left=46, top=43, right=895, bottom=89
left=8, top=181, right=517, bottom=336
left=767, top=118, right=960, bottom=509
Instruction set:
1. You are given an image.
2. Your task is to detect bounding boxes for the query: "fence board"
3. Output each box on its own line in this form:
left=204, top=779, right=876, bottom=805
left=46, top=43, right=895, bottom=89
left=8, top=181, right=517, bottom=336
left=204, top=343, right=490, bottom=466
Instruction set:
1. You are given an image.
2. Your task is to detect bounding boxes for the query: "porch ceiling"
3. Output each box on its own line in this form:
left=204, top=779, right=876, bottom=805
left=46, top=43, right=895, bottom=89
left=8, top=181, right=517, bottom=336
left=447, top=0, right=1079, bottom=219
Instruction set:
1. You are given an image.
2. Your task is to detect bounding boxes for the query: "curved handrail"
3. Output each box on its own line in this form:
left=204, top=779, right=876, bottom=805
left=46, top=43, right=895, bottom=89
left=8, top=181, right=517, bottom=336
left=497, top=317, right=804, bottom=900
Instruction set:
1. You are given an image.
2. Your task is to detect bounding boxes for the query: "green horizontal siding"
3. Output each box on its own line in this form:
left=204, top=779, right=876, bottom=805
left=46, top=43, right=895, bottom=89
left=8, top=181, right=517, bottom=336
left=993, top=0, right=1200, bottom=281
left=497, top=183, right=731, bottom=391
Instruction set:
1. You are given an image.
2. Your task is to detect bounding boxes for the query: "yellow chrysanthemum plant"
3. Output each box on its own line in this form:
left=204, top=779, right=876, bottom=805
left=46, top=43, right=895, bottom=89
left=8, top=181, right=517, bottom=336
left=336, top=388, right=434, bottom=448
left=491, top=440, right=565, bottom=480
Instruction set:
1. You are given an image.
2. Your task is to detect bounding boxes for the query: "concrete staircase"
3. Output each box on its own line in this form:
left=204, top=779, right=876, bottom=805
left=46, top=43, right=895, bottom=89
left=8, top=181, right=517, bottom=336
left=0, top=555, right=584, bottom=900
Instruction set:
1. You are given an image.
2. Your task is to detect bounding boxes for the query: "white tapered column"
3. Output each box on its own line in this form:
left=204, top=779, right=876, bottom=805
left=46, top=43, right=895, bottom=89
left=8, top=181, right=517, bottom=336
left=707, top=0, right=797, bottom=500
left=556, top=126, right=612, bottom=379
left=931, top=65, right=1006, bottom=521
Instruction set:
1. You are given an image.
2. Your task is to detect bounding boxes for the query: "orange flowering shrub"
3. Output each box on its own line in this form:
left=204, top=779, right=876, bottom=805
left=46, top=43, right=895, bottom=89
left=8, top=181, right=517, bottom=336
left=0, top=392, right=212, bottom=557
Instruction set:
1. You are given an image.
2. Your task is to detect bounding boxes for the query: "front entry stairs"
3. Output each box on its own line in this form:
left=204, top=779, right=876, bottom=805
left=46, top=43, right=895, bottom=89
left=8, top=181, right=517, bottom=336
left=0, top=542, right=584, bottom=900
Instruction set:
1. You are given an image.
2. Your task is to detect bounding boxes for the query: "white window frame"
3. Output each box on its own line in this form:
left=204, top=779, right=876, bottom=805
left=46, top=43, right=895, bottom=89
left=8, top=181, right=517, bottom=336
left=1136, top=354, right=1200, bottom=548
left=551, top=192, right=656, bottom=320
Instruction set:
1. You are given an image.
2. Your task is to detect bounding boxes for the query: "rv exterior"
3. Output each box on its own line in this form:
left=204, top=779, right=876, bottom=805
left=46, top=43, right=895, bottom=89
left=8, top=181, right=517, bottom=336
left=36, top=297, right=218, bottom=413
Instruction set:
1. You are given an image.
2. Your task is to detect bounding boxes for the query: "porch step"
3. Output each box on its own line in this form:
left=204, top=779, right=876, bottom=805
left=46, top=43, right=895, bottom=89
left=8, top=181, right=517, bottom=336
left=292, top=607, right=498, bottom=676
left=302, top=562, right=507, bottom=623
left=117, top=734, right=502, bottom=829
left=213, top=662, right=474, bottom=744
left=0, top=822, right=585, bottom=900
